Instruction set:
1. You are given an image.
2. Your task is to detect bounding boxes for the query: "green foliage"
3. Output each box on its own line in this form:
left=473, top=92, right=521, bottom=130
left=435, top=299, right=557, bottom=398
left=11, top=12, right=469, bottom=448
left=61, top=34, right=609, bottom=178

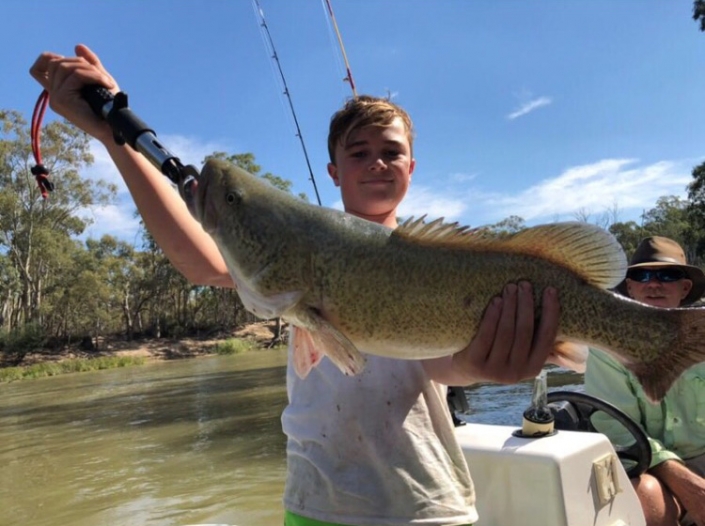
left=0, top=109, right=116, bottom=333
left=0, top=108, right=302, bottom=365
left=0, top=355, right=146, bottom=382
left=214, top=338, right=256, bottom=355
left=695, top=0, right=705, bottom=31
left=608, top=221, right=644, bottom=257
left=0, top=322, right=46, bottom=365
left=485, top=215, right=526, bottom=236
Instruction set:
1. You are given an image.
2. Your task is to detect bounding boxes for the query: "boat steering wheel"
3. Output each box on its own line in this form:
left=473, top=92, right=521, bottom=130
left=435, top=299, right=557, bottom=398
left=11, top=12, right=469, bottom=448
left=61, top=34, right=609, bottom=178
left=546, top=391, right=651, bottom=479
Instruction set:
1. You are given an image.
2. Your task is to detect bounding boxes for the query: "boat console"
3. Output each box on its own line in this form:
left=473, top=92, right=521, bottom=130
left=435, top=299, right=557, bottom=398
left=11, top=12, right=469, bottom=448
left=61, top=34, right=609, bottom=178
left=456, top=373, right=647, bottom=526
left=457, top=422, right=645, bottom=526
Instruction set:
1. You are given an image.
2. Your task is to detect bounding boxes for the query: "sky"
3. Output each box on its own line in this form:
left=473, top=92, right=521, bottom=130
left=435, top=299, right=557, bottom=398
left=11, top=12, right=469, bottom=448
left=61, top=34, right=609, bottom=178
left=2, top=0, right=705, bottom=243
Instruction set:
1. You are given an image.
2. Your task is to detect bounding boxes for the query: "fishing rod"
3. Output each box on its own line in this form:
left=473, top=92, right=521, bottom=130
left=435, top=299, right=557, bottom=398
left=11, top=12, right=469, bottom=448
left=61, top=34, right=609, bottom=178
left=252, top=0, right=322, bottom=206
left=79, top=85, right=200, bottom=200
left=322, top=0, right=357, bottom=97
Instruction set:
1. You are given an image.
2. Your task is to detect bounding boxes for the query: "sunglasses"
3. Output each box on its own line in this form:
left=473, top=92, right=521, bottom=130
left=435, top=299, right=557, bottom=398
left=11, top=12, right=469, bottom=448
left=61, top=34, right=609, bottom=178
left=626, top=267, right=686, bottom=283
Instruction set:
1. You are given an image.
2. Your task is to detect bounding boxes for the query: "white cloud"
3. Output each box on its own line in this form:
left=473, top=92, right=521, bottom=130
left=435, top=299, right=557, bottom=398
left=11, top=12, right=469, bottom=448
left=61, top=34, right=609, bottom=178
left=79, top=135, right=233, bottom=242
left=93, top=143, right=695, bottom=241
left=507, top=96, right=552, bottom=120
left=332, top=157, right=697, bottom=230
left=80, top=203, right=142, bottom=243
left=397, top=186, right=466, bottom=221
left=449, top=171, right=478, bottom=183
left=487, top=158, right=690, bottom=223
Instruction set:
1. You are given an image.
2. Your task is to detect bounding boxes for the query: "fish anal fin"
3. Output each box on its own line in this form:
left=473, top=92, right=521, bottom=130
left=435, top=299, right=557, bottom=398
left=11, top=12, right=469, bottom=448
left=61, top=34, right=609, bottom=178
left=549, top=341, right=589, bottom=373
left=629, top=362, right=681, bottom=405
left=289, top=307, right=366, bottom=378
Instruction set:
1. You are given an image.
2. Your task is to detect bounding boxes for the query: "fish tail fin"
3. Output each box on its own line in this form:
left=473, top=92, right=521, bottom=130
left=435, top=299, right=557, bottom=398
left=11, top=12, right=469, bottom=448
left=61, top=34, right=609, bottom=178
left=627, top=307, right=705, bottom=402
left=549, top=341, right=589, bottom=372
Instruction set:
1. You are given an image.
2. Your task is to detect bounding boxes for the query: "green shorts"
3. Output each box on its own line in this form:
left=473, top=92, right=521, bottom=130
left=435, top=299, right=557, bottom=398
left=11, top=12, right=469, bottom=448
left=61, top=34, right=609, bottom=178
left=284, top=510, right=473, bottom=526
left=284, top=511, right=351, bottom=526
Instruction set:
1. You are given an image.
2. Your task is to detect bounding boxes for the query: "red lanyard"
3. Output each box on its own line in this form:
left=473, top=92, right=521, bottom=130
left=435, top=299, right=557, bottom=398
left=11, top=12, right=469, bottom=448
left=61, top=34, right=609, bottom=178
left=30, top=90, right=55, bottom=199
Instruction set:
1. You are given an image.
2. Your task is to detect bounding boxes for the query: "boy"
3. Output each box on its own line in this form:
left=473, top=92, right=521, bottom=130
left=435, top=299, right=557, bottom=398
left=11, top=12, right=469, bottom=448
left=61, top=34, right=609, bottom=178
left=30, top=44, right=560, bottom=525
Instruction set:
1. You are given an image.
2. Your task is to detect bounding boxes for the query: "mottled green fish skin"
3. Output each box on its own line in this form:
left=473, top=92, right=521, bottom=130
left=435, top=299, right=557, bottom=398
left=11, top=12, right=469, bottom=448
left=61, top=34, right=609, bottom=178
left=190, top=158, right=705, bottom=402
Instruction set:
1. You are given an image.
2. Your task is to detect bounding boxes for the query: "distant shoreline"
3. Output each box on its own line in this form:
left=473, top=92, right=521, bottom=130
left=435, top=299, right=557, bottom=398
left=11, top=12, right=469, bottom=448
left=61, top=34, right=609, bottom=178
left=0, top=321, right=283, bottom=382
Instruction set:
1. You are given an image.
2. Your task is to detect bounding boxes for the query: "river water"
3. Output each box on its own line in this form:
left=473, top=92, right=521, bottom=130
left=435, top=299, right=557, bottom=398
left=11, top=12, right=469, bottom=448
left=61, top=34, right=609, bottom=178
left=0, top=350, right=582, bottom=526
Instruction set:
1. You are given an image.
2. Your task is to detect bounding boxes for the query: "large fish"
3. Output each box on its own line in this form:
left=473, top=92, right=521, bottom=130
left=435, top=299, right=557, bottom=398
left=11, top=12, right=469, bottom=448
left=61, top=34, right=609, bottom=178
left=185, top=158, right=705, bottom=402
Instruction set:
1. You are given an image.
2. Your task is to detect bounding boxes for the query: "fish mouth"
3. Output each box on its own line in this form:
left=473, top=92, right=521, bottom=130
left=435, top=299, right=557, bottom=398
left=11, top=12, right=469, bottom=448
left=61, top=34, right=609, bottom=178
left=177, top=165, right=204, bottom=221
left=181, top=180, right=199, bottom=219
left=180, top=172, right=213, bottom=233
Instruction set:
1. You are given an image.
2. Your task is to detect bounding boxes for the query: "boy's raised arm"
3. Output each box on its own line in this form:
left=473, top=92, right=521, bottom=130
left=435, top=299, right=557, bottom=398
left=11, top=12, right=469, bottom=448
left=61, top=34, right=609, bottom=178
left=30, top=44, right=233, bottom=288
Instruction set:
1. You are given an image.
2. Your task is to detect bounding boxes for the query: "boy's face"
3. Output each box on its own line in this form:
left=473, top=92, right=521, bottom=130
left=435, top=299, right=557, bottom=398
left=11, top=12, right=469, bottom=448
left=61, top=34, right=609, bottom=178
left=327, top=117, right=415, bottom=226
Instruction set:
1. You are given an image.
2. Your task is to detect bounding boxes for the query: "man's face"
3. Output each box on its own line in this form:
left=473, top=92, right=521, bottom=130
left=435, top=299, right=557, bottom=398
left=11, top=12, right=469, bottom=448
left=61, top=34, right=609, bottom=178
left=327, top=117, right=415, bottom=226
left=626, top=267, right=693, bottom=308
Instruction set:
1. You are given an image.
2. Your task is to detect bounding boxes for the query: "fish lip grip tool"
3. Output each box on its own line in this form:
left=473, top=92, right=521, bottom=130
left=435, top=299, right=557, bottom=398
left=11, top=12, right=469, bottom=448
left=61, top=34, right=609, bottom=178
left=80, top=84, right=199, bottom=202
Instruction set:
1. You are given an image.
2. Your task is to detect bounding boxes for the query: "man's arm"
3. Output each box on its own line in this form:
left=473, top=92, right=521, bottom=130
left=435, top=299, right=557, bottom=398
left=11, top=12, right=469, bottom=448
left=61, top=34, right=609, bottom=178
left=585, top=349, right=682, bottom=468
left=651, top=460, right=705, bottom=524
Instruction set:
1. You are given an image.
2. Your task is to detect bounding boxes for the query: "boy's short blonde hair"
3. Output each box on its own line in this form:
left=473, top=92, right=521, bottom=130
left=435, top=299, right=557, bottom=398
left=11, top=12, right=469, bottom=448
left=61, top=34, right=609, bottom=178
left=327, top=95, right=415, bottom=164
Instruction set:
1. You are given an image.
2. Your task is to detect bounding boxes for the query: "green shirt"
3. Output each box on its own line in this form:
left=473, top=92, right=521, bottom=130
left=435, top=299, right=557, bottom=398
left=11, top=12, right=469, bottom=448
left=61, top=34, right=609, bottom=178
left=584, top=349, right=705, bottom=468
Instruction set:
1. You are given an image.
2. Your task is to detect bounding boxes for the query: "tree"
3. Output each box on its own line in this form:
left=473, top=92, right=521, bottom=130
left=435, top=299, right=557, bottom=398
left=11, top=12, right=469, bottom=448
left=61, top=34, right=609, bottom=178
left=608, top=221, right=644, bottom=259
left=695, top=0, right=705, bottom=31
left=640, top=196, right=690, bottom=242
left=485, top=215, right=526, bottom=236
left=686, top=160, right=705, bottom=263
left=611, top=195, right=699, bottom=264
left=0, top=110, right=116, bottom=329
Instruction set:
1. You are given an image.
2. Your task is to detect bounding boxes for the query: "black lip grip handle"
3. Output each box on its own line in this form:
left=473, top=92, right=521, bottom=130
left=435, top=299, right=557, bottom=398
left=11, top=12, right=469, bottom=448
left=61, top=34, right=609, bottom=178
left=80, top=84, right=154, bottom=148
left=81, top=84, right=114, bottom=119
left=79, top=84, right=197, bottom=189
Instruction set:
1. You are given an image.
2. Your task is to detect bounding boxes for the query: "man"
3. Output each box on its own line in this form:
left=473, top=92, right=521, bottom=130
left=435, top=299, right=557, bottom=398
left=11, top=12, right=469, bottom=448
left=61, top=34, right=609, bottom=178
left=585, top=236, right=705, bottom=526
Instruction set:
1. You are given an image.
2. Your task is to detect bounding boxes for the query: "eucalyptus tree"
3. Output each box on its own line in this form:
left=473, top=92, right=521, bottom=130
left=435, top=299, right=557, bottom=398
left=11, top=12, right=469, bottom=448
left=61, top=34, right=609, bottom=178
left=695, top=0, right=705, bottom=31
left=610, top=196, right=698, bottom=263
left=0, top=110, right=116, bottom=328
left=639, top=196, right=690, bottom=240
left=686, top=161, right=705, bottom=262
left=83, top=235, right=139, bottom=342
left=608, top=221, right=645, bottom=259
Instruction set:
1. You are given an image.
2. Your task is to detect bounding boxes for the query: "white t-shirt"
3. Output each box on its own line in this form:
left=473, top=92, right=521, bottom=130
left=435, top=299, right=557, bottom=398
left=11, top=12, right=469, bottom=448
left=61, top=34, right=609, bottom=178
left=281, top=345, right=478, bottom=526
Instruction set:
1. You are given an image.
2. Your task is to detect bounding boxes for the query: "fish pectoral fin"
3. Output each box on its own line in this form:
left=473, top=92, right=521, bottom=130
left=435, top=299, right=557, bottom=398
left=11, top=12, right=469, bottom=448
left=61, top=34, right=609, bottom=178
left=290, top=308, right=366, bottom=378
left=548, top=341, right=589, bottom=373
left=291, top=326, right=323, bottom=378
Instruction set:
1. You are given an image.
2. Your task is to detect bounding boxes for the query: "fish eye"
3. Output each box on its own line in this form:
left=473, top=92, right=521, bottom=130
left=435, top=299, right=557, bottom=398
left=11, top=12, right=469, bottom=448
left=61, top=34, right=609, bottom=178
left=226, top=192, right=238, bottom=205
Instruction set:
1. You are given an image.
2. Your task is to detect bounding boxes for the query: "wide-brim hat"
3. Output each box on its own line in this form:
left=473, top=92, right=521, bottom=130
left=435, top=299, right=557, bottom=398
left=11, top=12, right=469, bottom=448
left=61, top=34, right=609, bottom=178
left=615, top=236, right=705, bottom=305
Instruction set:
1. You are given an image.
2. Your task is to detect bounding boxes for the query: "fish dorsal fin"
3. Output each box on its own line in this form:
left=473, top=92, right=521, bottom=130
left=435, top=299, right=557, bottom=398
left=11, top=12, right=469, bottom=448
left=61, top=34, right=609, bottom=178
left=394, top=218, right=627, bottom=290
left=395, top=215, right=480, bottom=242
